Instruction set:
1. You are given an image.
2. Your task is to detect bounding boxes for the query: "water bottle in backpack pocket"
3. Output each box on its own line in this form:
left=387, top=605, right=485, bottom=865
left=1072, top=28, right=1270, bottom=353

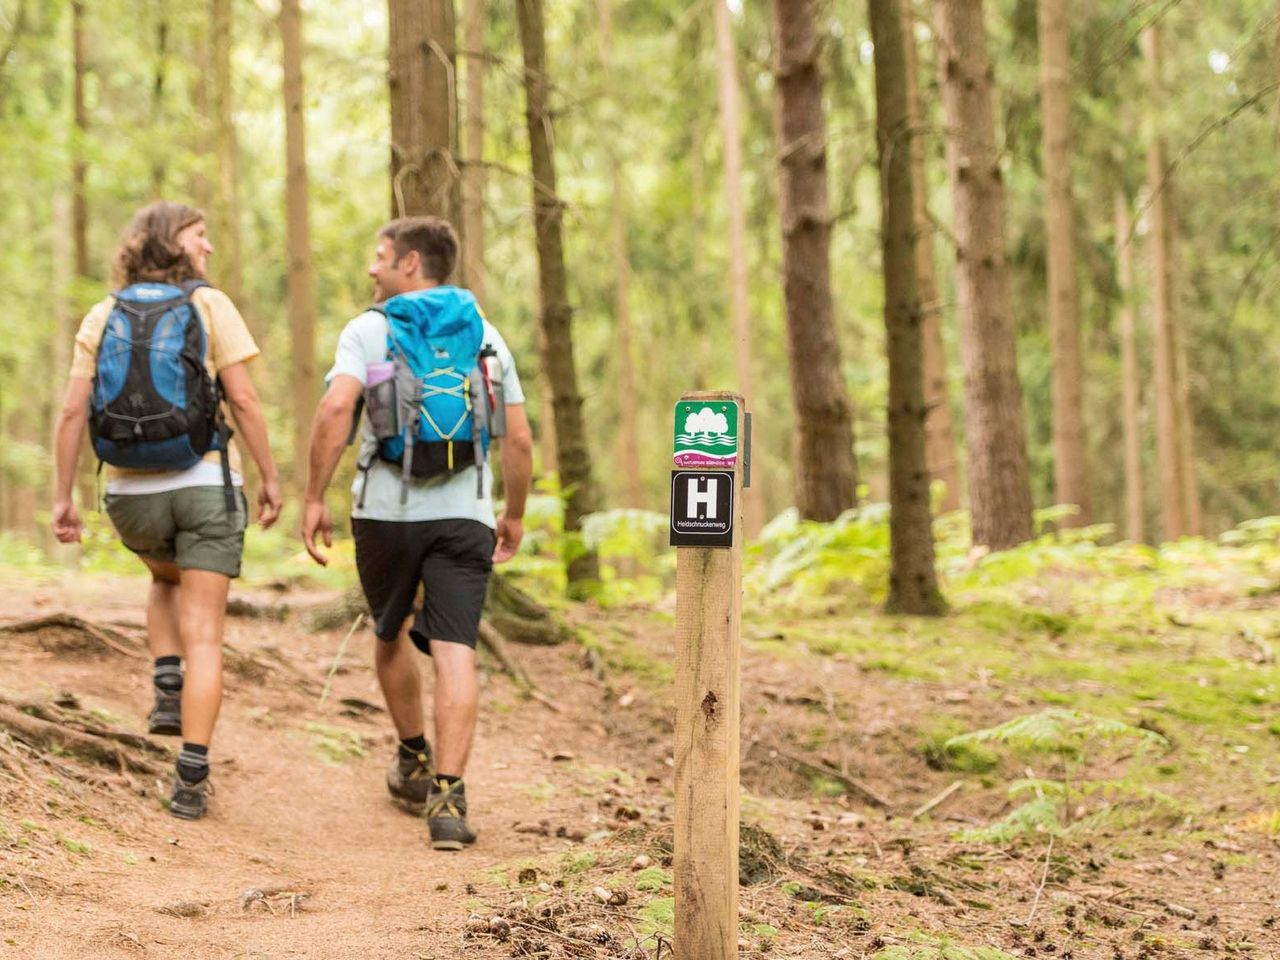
left=363, top=361, right=399, bottom=440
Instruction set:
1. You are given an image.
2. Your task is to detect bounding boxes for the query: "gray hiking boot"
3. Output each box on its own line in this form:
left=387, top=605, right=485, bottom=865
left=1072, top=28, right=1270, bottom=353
left=169, top=774, right=211, bottom=821
left=386, top=743, right=435, bottom=815
left=426, top=777, right=476, bottom=851
left=148, top=690, right=182, bottom=737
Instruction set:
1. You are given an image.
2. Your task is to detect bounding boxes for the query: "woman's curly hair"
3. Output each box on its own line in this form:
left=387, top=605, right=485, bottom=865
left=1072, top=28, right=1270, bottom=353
left=111, top=201, right=206, bottom=288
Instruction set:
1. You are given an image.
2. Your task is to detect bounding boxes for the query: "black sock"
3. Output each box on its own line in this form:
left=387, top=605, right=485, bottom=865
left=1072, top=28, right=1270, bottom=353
left=154, top=656, right=183, bottom=694
left=176, top=742, right=209, bottom=784
left=398, top=735, right=428, bottom=760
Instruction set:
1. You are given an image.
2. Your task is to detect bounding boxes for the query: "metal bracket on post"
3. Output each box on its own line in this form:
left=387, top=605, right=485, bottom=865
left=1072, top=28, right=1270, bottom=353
left=670, top=390, right=745, bottom=960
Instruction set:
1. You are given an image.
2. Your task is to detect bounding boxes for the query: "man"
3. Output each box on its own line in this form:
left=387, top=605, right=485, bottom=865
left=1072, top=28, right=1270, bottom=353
left=52, top=201, right=282, bottom=821
left=302, top=216, right=533, bottom=850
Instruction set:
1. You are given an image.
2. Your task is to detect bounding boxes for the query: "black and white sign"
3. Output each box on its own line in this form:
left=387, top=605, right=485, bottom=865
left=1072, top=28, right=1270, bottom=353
left=669, top=470, right=735, bottom=548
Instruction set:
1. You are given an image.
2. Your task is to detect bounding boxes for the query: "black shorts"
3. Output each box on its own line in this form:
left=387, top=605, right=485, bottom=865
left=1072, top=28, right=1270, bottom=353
left=353, top=518, right=496, bottom=654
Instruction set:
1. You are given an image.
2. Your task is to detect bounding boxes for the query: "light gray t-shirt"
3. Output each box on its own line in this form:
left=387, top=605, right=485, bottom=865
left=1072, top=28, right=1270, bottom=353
left=325, top=309, right=526, bottom=526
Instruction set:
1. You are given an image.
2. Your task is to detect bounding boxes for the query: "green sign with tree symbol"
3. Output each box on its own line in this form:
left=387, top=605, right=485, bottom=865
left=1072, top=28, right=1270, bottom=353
left=673, top=400, right=738, bottom=468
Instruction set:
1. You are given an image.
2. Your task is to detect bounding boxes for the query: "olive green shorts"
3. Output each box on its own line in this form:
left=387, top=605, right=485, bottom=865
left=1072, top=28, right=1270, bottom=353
left=104, top=487, right=248, bottom=579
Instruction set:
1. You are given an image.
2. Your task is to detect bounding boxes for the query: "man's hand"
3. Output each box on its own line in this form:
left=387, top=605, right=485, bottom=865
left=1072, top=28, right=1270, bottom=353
left=52, top=498, right=83, bottom=544
left=493, top=513, right=523, bottom=563
left=257, top=476, right=283, bottom=529
left=301, top=499, right=333, bottom=565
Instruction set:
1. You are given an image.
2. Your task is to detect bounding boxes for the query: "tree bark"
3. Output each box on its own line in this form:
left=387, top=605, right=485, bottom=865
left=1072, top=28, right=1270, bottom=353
left=598, top=0, right=642, bottom=509
left=388, top=0, right=458, bottom=224
left=460, top=0, right=486, bottom=299
left=71, top=0, right=95, bottom=510
left=1038, top=0, right=1089, bottom=526
left=190, top=10, right=212, bottom=213
left=1114, top=192, right=1144, bottom=543
left=210, top=0, right=245, bottom=307
left=712, top=0, right=765, bottom=536
left=149, top=8, right=169, bottom=196
left=1142, top=23, right=1198, bottom=540
left=516, top=0, right=600, bottom=596
left=902, top=0, right=961, bottom=513
left=71, top=0, right=88, bottom=283
left=280, top=0, right=316, bottom=498
left=934, top=0, right=1033, bottom=551
left=869, top=0, right=945, bottom=616
left=769, top=0, right=859, bottom=523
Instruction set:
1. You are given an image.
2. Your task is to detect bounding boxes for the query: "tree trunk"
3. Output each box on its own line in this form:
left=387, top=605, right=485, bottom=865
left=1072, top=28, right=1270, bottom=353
left=71, top=0, right=95, bottom=510
left=869, top=0, right=945, bottom=616
left=769, top=0, right=859, bottom=523
left=598, top=0, right=642, bottom=509
left=388, top=0, right=458, bottom=223
left=934, top=0, right=1033, bottom=551
left=902, top=0, right=961, bottom=514
left=71, top=0, right=88, bottom=284
left=51, top=188, right=74, bottom=537
left=460, top=0, right=486, bottom=298
left=1038, top=0, right=1089, bottom=526
left=190, top=12, right=212, bottom=212
left=1143, top=23, right=1198, bottom=540
left=712, top=0, right=765, bottom=536
left=516, top=0, right=600, bottom=596
left=149, top=9, right=169, bottom=196
left=280, top=0, right=316, bottom=498
left=1114, top=192, right=1143, bottom=543
left=210, top=0, right=245, bottom=307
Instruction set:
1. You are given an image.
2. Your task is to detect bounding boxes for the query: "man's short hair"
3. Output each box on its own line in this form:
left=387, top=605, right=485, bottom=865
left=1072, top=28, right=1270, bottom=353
left=379, top=216, right=458, bottom=282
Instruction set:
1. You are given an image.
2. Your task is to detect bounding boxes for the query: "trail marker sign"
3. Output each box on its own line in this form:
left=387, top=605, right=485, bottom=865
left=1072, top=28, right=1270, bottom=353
left=672, top=390, right=744, bottom=960
left=670, top=471, right=734, bottom=547
left=674, top=400, right=739, bottom=468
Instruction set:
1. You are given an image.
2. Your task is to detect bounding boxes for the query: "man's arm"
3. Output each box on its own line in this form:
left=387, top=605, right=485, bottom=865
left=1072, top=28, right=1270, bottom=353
left=220, top=361, right=282, bottom=528
left=493, top=403, right=533, bottom=563
left=51, top=377, right=92, bottom=543
left=301, top=374, right=362, bottom=565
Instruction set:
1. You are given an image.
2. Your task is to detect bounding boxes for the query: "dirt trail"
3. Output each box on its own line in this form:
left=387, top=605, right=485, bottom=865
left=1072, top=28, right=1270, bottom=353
left=0, top=574, right=648, bottom=960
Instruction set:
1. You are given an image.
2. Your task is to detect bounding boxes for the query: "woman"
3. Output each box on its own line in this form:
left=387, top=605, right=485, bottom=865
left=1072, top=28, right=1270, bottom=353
left=52, top=201, right=281, bottom=821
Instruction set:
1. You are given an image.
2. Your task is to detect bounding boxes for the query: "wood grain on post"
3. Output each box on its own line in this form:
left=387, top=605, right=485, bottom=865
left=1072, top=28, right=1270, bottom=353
left=673, top=390, right=744, bottom=960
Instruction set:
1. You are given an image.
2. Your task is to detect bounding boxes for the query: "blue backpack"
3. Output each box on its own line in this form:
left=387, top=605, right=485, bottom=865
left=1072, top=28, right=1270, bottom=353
left=360, top=286, right=495, bottom=503
left=88, top=280, right=235, bottom=509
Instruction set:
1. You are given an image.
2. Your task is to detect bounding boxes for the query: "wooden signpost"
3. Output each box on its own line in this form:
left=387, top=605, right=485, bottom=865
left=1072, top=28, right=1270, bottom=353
left=671, top=390, right=747, bottom=959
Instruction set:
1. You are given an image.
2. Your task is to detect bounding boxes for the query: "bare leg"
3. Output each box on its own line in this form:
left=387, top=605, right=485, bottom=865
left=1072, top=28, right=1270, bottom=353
left=428, top=640, right=478, bottom=777
left=177, top=568, right=230, bottom=745
left=375, top=619, right=425, bottom=741
left=141, top=558, right=182, bottom=659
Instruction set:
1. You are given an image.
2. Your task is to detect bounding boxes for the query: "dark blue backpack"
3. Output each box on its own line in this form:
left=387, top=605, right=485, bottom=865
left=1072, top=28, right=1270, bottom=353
left=88, top=280, right=235, bottom=509
left=358, top=286, right=495, bottom=504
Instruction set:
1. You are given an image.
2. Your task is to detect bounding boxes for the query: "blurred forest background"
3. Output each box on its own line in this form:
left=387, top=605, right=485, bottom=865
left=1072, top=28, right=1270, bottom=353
left=1, top=0, right=1279, bottom=582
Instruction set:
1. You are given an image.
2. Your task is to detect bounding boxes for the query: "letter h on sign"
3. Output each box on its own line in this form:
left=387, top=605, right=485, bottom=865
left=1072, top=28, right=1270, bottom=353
left=688, top=476, right=718, bottom=519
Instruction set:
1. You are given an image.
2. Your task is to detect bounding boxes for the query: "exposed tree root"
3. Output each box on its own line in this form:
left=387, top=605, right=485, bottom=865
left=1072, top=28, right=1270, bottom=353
left=0, top=695, right=164, bottom=775
left=0, top=614, right=144, bottom=659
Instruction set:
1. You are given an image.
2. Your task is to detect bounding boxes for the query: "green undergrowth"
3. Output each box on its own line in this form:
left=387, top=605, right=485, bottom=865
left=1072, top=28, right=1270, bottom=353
left=870, top=935, right=1021, bottom=960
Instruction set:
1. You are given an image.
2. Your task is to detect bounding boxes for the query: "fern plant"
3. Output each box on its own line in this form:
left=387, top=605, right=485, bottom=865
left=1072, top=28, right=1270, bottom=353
left=947, top=709, right=1175, bottom=843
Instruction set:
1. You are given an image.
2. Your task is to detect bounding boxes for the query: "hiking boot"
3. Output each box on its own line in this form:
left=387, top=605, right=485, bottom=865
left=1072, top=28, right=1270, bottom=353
left=426, top=777, right=476, bottom=851
left=169, top=774, right=212, bottom=821
left=386, top=743, right=435, bottom=815
left=148, top=690, right=182, bottom=737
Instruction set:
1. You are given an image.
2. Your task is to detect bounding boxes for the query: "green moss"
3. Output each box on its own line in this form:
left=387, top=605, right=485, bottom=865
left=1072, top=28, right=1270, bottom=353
left=634, top=867, right=672, bottom=892
left=637, top=897, right=674, bottom=939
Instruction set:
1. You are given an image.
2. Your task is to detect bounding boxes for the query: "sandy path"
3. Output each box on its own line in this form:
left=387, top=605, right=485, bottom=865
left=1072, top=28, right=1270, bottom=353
left=0, top=575, right=637, bottom=959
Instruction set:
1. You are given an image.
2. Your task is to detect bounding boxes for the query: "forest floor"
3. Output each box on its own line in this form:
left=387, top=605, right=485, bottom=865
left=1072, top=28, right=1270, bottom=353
left=2, top=545, right=1280, bottom=960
